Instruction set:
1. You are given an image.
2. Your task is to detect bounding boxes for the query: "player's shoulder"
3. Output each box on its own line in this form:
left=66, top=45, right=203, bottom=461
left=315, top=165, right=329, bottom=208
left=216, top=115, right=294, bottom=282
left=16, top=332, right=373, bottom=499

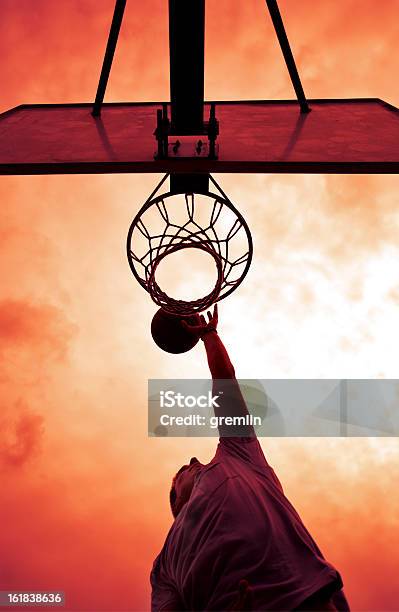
left=214, top=437, right=284, bottom=490
left=192, top=461, right=230, bottom=497
left=216, top=435, right=266, bottom=464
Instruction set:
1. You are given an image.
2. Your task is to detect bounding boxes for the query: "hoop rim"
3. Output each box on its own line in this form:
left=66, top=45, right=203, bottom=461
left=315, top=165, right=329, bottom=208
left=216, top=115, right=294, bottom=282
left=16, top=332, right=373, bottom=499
left=126, top=189, right=253, bottom=313
left=147, top=241, right=224, bottom=315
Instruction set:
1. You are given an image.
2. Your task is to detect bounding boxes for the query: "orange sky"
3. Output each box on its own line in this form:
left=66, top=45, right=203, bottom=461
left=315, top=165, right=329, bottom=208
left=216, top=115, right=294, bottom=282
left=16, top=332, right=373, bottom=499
left=1, top=1, right=399, bottom=610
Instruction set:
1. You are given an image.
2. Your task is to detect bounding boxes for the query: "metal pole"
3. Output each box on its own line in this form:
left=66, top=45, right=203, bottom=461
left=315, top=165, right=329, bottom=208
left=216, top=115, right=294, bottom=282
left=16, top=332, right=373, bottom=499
left=92, top=0, right=127, bottom=117
left=265, top=0, right=310, bottom=113
left=169, top=0, right=205, bottom=133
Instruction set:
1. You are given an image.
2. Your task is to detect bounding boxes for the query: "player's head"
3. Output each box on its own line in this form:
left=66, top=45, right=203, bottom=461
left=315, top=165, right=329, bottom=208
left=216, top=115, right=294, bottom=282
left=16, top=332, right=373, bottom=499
left=170, top=457, right=202, bottom=518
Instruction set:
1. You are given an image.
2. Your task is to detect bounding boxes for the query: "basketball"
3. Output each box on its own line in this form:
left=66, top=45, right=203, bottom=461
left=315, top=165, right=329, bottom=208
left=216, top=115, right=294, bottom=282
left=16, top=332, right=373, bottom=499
left=151, top=308, right=200, bottom=354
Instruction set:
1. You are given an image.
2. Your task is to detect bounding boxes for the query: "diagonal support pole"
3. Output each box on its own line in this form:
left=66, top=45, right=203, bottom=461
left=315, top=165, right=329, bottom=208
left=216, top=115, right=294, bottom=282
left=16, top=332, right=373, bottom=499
left=265, top=0, right=310, bottom=113
left=92, top=0, right=127, bottom=117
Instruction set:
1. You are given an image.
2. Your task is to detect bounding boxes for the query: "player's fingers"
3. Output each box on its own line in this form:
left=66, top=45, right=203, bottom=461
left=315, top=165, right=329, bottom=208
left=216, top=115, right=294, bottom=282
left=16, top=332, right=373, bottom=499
left=200, top=314, right=206, bottom=325
left=207, top=310, right=212, bottom=321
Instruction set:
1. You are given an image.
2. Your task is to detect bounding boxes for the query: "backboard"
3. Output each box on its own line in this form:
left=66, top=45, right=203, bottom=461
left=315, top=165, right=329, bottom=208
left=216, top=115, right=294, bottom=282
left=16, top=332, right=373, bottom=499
left=1, top=98, right=399, bottom=175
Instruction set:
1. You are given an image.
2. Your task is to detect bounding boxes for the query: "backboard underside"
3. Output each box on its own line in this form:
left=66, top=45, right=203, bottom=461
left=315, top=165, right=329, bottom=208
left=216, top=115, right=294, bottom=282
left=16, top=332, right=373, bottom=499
left=1, top=98, right=399, bottom=175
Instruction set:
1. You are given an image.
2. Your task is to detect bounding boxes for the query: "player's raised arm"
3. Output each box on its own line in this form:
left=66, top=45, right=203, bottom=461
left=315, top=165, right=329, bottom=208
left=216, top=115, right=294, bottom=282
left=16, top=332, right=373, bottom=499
left=182, top=305, right=254, bottom=438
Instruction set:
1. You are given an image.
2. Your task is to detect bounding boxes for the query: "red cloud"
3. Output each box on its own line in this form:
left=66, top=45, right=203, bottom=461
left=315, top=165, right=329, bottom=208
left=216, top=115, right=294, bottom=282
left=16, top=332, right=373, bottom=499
left=0, top=299, right=75, bottom=360
left=0, top=399, right=44, bottom=469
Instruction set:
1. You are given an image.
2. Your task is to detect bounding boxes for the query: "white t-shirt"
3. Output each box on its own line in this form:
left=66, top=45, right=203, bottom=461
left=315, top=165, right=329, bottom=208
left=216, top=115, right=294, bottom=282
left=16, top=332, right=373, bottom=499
left=151, top=437, right=343, bottom=611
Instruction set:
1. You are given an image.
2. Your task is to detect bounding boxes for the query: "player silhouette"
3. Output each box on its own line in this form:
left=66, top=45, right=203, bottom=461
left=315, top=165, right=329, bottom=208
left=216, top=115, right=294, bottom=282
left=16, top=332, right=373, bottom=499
left=151, top=305, right=350, bottom=611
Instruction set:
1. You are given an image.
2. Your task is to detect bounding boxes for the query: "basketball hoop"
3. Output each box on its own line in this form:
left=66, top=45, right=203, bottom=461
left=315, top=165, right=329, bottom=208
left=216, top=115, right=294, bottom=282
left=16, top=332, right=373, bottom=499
left=126, top=174, right=253, bottom=317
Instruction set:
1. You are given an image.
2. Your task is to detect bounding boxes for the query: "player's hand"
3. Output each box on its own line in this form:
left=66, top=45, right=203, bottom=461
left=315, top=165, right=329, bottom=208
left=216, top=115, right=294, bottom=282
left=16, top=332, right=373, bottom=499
left=228, top=579, right=253, bottom=611
left=181, top=304, right=218, bottom=339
